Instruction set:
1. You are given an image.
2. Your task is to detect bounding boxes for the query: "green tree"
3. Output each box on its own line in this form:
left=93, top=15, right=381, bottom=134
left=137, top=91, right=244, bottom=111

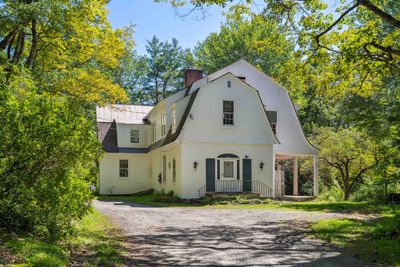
left=112, top=25, right=150, bottom=104
left=194, top=7, right=297, bottom=93
left=0, top=0, right=126, bottom=236
left=183, top=0, right=400, bottom=97
left=114, top=35, right=193, bottom=105
left=143, top=36, right=193, bottom=104
left=315, top=128, right=381, bottom=200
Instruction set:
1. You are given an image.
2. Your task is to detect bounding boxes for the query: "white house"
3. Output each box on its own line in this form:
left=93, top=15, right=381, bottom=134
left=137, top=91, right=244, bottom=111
left=96, top=59, right=319, bottom=199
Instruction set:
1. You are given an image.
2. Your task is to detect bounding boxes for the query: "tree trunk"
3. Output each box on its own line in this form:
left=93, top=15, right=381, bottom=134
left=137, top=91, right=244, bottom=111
left=344, top=189, right=350, bottom=201
left=0, top=30, right=18, bottom=50
left=13, top=32, right=25, bottom=64
left=26, top=19, right=37, bottom=68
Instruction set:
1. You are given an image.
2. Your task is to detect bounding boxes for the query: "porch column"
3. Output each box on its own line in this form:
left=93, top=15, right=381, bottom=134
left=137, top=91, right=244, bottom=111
left=313, top=155, right=319, bottom=196
left=272, top=154, right=276, bottom=198
left=276, top=161, right=282, bottom=197
left=293, top=157, right=299, bottom=196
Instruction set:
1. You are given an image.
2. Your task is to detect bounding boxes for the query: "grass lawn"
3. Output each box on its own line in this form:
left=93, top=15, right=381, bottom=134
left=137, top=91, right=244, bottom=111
left=312, top=210, right=400, bottom=266
left=0, top=210, right=125, bottom=267
left=97, top=193, right=398, bottom=213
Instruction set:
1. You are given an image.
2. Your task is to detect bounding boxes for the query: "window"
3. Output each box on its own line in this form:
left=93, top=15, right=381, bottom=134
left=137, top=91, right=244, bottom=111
left=227, top=81, right=231, bottom=88
left=271, top=123, right=277, bottom=135
left=130, top=129, right=139, bottom=143
left=223, top=101, right=234, bottom=125
left=266, top=111, right=277, bottom=135
left=172, top=104, right=176, bottom=132
left=162, top=156, right=167, bottom=183
left=161, top=115, right=166, bottom=136
left=119, top=160, right=128, bottom=177
left=172, top=159, right=176, bottom=182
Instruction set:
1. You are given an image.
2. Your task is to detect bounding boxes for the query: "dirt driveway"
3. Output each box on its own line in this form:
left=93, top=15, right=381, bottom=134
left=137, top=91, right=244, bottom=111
left=94, top=200, right=373, bottom=266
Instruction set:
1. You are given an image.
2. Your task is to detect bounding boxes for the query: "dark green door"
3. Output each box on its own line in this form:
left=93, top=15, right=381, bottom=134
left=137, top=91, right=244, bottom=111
left=206, top=158, right=215, bottom=192
left=243, top=159, right=252, bottom=192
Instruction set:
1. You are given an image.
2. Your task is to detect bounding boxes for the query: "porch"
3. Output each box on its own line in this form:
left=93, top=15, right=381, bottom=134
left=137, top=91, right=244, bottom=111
left=198, top=179, right=273, bottom=198
left=275, top=154, right=318, bottom=198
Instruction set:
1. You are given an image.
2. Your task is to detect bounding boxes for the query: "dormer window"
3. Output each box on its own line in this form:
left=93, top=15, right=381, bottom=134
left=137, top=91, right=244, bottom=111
left=130, top=129, right=139, bottom=143
left=223, top=101, right=234, bottom=125
left=266, top=111, right=277, bottom=135
left=271, top=123, right=277, bottom=135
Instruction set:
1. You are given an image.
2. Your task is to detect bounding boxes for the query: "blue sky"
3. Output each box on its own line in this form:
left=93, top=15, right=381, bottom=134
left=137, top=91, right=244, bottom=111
left=106, top=0, right=339, bottom=55
left=106, top=0, right=230, bottom=55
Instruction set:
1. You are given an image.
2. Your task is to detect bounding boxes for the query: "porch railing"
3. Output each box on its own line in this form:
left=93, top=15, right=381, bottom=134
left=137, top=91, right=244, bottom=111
left=196, top=179, right=273, bottom=198
left=252, top=180, right=273, bottom=198
left=198, top=184, right=206, bottom=198
left=215, top=180, right=242, bottom=193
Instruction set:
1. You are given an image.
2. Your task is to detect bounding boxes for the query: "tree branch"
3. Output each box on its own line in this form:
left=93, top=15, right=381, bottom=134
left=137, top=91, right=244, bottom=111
left=0, top=30, right=18, bottom=50
left=315, top=2, right=359, bottom=45
left=26, top=19, right=38, bottom=67
left=358, top=0, right=400, bottom=29
left=367, top=42, right=400, bottom=56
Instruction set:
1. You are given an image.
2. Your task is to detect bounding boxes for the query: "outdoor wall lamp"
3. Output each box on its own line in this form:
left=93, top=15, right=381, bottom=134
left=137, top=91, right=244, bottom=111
left=259, top=162, right=264, bottom=170
left=193, top=161, right=198, bottom=170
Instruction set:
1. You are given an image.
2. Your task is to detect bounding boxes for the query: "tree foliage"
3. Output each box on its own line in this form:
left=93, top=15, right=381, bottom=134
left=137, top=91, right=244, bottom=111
left=184, top=0, right=400, bottom=200
left=315, top=128, right=381, bottom=200
left=0, top=0, right=126, bottom=236
left=194, top=6, right=312, bottom=102
left=115, top=34, right=193, bottom=105
left=0, top=0, right=126, bottom=104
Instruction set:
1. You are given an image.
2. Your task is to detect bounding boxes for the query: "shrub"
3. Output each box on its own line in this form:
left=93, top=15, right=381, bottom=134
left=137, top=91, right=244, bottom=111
left=0, top=80, right=99, bottom=238
left=153, top=190, right=181, bottom=203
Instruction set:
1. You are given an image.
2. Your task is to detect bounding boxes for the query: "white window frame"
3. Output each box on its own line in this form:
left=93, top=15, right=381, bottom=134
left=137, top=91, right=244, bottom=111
left=130, top=129, right=140, bottom=143
left=119, top=160, right=128, bottom=178
left=222, top=100, right=234, bottom=126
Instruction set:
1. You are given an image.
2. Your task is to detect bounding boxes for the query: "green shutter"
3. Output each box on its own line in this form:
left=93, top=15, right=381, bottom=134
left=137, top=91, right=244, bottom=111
left=237, top=160, right=240, bottom=180
left=206, top=158, right=215, bottom=192
left=243, top=159, right=252, bottom=192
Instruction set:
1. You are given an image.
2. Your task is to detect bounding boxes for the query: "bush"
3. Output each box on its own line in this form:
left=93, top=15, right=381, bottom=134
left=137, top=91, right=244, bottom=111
left=0, top=78, right=99, bottom=238
left=153, top=190, right=181, bottom=203
left=371, top=214, right=400, bottom=240
left=198, top=195, right=273, bottom=205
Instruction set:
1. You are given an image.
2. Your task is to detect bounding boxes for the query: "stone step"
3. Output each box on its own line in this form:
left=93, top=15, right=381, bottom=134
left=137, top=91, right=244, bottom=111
left=206, top=192, right=261, bottom=199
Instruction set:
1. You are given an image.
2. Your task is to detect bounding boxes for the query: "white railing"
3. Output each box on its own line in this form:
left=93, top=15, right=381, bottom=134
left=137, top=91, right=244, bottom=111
left=196, top=179, right=274, bottom=198
left=215, top=180, right=242, bottom=193
left=252, top=180, right=273, bottom=198
left=197, top=184, right=206, bottom=198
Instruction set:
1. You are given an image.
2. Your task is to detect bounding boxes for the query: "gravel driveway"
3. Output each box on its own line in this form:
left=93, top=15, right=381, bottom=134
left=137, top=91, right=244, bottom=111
left=94, top=200, right=372, bottom=266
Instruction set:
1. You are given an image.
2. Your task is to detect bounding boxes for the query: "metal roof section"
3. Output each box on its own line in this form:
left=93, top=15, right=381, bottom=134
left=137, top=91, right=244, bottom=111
left=96, top=104, right=153, bottom=124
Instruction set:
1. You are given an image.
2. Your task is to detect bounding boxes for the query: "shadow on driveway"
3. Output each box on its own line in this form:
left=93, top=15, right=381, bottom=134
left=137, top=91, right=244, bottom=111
left=94, top=200, right=373, bottom=266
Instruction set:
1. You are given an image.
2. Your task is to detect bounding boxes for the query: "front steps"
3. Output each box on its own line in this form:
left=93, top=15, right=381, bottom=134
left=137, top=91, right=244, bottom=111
left=206, top=192, right=263, bottom=199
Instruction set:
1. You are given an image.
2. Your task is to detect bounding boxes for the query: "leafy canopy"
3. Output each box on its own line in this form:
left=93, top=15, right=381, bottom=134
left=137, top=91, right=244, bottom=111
left=0, top=0, right=127, bottom=236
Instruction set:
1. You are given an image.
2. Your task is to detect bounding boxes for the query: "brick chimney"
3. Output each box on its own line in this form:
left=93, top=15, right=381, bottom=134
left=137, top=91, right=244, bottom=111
left=184, top=69, right=203, bottom=88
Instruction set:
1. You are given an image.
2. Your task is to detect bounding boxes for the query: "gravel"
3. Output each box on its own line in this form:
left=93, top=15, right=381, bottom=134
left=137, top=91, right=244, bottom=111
left=94, top=200, right=374, bottom=266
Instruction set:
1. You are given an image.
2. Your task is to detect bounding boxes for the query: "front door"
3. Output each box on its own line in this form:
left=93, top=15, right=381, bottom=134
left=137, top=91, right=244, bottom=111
left=220, top=159, right=236, bottom=180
